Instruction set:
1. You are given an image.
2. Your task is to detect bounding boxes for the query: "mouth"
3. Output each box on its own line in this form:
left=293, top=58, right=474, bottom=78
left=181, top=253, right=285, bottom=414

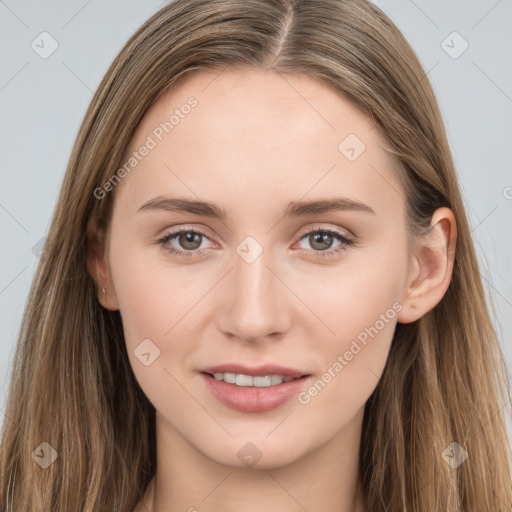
left=201, top=371, right=309, bottom=388
left=199, top=367, right=312, bottom=413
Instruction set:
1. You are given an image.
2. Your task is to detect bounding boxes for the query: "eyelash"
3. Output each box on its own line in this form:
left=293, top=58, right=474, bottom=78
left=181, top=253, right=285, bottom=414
left=156, top=226, right=356, bottom=260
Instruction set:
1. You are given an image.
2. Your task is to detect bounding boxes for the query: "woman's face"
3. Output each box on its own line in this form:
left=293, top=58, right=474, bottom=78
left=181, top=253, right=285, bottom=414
left=101, top=68, right=414, bottom=468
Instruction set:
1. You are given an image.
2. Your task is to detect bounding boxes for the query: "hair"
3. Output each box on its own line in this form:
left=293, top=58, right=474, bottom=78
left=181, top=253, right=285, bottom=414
left=1, top=0, right=511, bottom=510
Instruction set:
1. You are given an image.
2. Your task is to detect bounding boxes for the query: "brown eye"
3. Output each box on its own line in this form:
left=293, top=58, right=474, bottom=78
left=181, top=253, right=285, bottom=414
left=178, top=231, right=203, bottom=250
left=295, top=228, right=356, bottom=259
left=308, top=232, right=335, bottom=251
left=158, top=229, right=213, bottom=257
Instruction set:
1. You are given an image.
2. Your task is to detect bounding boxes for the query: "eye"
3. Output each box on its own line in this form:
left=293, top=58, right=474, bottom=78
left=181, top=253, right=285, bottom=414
left=156, top=226, right=356, bottom=259
left=157, top=228, right=215, bottom=257
left=294, top=227, right=355, bottom=259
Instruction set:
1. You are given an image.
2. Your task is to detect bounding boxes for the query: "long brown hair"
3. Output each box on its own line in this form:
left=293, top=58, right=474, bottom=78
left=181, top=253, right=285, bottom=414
left=1, top=0, right=511, bottom=510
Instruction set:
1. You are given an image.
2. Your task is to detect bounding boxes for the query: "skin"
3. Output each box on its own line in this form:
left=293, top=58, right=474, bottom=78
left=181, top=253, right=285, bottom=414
left=87, top=68, right=456, bottom=512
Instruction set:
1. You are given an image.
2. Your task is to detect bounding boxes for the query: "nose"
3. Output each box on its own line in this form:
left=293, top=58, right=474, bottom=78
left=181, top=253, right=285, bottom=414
left=215, top=246, right=292, bottom=343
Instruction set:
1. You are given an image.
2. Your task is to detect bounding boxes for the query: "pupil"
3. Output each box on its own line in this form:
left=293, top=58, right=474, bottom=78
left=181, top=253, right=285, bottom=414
left=312, top=232, right=332, bottom=250
left=180, top=232, right=201, bottom=250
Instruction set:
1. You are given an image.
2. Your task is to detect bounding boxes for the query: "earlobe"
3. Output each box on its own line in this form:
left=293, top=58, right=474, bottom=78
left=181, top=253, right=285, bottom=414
left=397, top=207, right=457, bottom=324
left=85, top=219, right=120, bottom=311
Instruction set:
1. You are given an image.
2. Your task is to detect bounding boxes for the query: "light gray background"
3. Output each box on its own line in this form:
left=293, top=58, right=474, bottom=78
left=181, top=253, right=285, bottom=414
left=1, top=0, right=511, bottom=441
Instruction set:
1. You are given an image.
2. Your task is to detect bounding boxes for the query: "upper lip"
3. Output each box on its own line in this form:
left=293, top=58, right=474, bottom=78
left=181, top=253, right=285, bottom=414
left=200, top=363, right=309, bottom=378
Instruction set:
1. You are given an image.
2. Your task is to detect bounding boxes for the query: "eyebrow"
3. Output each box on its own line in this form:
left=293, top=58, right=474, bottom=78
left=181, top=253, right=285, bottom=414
left=137, top=195, right=376, bottom=219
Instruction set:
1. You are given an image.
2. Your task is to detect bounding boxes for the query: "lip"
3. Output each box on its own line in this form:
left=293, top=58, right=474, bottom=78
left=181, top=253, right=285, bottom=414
left=199, top=364, right=312, bottom=413
left=200, top=363, right=308, bottom=379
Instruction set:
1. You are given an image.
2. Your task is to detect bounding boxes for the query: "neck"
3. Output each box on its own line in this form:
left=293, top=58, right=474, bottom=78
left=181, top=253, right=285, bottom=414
left=139, top=407, right=367, bottom=512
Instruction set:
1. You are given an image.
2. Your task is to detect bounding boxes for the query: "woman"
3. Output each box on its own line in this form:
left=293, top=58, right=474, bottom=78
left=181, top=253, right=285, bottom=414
left=1, top=0, right=511, bottom=510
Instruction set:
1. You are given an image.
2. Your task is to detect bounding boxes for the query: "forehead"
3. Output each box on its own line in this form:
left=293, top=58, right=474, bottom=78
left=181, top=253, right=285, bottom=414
left=112, top=67, right=402, bottom=219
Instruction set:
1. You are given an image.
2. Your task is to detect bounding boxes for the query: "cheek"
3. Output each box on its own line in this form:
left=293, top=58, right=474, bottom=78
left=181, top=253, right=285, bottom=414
left=108, top=241, right=210, bottom=385
left=291, top=243, right=406, bottom=339
left=109, top=237, right=189, bottom=336
left=292, top=251, right=405, bottom=409
left=108, top=248, right=198, bottom=413
left=295, top=294, right=400, bottom=429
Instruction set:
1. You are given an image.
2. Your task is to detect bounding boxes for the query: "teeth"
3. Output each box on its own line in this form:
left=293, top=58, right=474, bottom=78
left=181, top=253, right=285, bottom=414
left=212, top=373, right=297, bottom=387
left=222, top=372, right=236, bottom=384
left=254, top=376, right=272, bottom=387
left=235, top=374, right=253, bottom=386
left=271, top=375, right=284, bottom=385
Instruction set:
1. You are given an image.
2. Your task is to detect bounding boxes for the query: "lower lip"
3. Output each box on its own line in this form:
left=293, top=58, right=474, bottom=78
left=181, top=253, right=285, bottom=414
left=201, top=373, right=311, bottom=413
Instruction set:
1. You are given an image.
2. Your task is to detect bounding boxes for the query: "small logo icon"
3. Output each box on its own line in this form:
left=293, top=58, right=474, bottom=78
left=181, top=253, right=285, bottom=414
left=134, top=338, right=161, bottom=366
left=32, top=442, right=58, bottom=468
left=31, top=31, right=59, bottom=59
left=236, top=236, right=263, bottom=264
left=237, top=441, right=263, bottom=468
left=32, top=237, right=47, bottom=259
left=338, top=133, right=366, bottom=161
left=441, top=441, right=468, bottom=468
left=441, top=31, right=469, bottom=59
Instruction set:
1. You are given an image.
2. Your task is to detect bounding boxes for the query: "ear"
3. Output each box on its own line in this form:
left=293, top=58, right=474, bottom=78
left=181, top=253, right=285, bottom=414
left=85, top=218, right=119, bottom=311
left=397, top=207, right=457, bottom=324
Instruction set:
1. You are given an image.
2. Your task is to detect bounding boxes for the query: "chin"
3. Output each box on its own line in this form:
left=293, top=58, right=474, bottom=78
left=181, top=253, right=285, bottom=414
left=196, top=435, right=311, bottom=471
